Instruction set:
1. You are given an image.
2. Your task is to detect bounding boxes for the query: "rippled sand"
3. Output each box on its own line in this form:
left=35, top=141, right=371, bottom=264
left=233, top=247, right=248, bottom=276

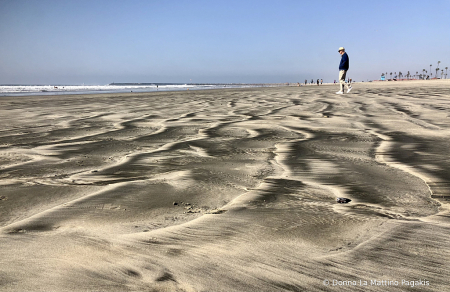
left=1, top=80, right=450, bottom=291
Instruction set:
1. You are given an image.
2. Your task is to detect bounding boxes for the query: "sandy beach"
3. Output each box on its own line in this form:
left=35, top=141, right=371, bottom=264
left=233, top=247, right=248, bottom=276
left=1, top=80, right=450, bottom=291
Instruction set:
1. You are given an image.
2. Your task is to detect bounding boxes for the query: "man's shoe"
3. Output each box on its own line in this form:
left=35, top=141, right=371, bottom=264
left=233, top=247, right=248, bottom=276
left=336, top=91, right=344, bottom=94
left=347, top=86, right=352, bottom=93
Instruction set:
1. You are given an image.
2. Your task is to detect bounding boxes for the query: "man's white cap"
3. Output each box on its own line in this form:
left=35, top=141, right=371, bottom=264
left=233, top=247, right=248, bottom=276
left=338, top=47, right=345, bottom=52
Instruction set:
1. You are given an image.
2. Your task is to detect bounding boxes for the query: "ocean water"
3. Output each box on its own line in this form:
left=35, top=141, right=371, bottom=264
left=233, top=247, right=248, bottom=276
left=0, top=83, right=264, bottom=96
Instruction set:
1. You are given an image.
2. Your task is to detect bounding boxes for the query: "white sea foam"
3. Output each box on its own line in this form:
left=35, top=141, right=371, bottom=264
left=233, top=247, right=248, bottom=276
left=0, top=84, right=262, bottom=96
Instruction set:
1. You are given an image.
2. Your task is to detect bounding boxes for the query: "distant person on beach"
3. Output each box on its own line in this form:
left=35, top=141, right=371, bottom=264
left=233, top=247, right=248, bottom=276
left=321, top=79, right=323, bottom=84
left=305, top=79, right=307, bottom=85
left=317, top=79, right=319, bottom=86
left=336, top=47, right=352, bottom=94
left=311, top=79, right=313, bottom=84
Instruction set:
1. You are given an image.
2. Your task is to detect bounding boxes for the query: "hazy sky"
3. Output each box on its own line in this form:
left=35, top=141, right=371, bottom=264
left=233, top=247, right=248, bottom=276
left=1, top=0, right=449, bottom=84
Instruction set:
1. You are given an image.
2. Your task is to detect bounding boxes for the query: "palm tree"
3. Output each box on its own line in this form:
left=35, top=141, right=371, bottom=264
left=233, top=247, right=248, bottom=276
left=437, top=61, right=441, bottom=78
left=407, top=71, right=410, bottom=79
left=416, top=71, right=418, bottom=79
left=390, top=72, right=392, bottom=79
left=445, top=67, right=448, bottom=79
left=422, top=69, right=426, bottom=79
left=441, top=69, right=444, bottom=79
left=430, top=64, right=432, bottom=77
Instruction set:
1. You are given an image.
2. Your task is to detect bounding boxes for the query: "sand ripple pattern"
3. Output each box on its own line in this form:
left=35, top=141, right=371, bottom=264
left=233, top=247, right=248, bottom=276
left=1, top=82, right=450, bottom=291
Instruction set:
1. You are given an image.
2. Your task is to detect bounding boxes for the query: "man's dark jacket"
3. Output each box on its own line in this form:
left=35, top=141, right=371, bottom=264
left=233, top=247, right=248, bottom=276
left=339, top=52, right=349, bottom=71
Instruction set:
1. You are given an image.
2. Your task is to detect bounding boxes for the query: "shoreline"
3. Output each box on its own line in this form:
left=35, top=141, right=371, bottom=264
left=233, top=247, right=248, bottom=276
left=0, top=83, right=276, bottom=97
left=2, top=79, right=448, bottom=98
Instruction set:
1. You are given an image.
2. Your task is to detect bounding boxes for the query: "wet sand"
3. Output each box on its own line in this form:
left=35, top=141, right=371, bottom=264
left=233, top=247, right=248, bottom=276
left=1, top=80, right=450, bottom=291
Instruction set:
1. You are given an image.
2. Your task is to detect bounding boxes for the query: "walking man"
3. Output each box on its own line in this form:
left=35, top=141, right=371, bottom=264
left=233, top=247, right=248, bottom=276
left=336, top=47, right=352, bottom=94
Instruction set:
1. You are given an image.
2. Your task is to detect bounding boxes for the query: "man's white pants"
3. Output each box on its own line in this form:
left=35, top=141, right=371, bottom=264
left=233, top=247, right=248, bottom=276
left=339, top=70, right=350, bottom=92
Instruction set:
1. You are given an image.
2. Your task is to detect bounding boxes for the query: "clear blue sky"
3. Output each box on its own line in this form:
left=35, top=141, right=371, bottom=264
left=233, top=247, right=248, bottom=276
left=1, top=0, right=449, bottom=84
